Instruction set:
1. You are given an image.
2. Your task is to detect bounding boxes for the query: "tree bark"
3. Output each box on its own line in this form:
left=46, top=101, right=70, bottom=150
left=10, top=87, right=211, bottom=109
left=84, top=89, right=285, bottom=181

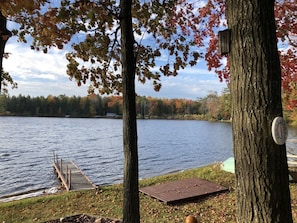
left=226, top=0, right=293, bottom=222
left=0, top=11, right=12, bottom=93
left=120, top=1, right=140, bottom=223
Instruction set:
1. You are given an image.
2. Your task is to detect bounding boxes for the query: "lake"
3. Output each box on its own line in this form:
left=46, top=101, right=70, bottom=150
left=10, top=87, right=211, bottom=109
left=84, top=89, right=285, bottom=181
left=0, top=117, right=296, bottom=199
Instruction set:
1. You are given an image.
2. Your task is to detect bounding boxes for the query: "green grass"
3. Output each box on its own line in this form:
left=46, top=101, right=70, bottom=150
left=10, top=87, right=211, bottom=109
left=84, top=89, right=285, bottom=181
left=1, top=164, right=297, bottom=222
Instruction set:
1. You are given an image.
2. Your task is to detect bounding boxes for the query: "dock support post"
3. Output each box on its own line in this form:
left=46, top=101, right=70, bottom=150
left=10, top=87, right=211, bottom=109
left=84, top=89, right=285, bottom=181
left=60, top=159, right=62, bottom=172
left=66, top=165, right=69, bottom=185
left=69, top=170, right=71, bottom=190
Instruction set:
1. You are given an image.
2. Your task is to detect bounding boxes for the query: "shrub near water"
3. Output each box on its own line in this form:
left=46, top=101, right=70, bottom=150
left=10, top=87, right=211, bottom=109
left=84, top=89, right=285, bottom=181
left=1, top=164, right=297, bottom=222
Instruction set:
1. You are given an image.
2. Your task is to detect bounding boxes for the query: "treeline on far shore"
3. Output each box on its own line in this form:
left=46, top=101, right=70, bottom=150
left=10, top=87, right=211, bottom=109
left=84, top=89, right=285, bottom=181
left=0, top=90, right=231, bottom=120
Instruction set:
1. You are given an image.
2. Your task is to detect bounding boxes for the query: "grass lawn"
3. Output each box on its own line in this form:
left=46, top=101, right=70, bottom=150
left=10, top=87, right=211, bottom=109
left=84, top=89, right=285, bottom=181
left=1, top=164, right=297, bottom=222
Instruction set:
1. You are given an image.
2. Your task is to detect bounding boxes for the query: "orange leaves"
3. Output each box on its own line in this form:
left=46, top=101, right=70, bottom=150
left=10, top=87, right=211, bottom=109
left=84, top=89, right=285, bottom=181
left=275, top=0, right=297, bottom=108
left=3, top=0, right=296, bottom=99
left=205, top=37, right=222, bottom=76
left=280, top=47, right=297, bottom=111
left=191, top=0, right=228, bottom=80
left=193, top=0, right=297, bottom=87
left=4, top=0, right=217, bottom=95
left=0, top=0, right=48, bottom=17
left=275, top=0, right=297, bottom=45
left=107, top=95, right=123, bottom=108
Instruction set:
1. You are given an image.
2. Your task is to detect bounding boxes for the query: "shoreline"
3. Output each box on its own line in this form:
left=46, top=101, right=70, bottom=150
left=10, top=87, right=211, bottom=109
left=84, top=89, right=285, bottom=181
left=0, top=161, right=223, bottom=204
left=0, top=171, right=185, bottom=203
left=0, top=187, right=61, bottom=203
left=0, top=163, right=239, bottom=222
left=0, top=165, right=210, bottom=203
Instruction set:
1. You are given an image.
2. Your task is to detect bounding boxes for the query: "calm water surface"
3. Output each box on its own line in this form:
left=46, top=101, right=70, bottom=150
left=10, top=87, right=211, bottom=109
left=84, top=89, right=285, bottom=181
left=0, top=117, right=296, bottom=198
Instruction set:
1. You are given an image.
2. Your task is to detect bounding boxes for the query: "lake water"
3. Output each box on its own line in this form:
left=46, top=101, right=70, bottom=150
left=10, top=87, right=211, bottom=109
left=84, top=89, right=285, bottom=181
left=0, top=117, right=296, bottom=199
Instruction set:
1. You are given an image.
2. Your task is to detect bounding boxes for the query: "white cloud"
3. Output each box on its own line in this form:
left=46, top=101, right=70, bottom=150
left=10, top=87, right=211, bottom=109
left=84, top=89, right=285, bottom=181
left=5, top=79, right=90, bottom=97
left=3, top=36, right=227, bottom=99
left=136, top=66, right=227, bottom=100
left=4, top=40, right=67, bottom=80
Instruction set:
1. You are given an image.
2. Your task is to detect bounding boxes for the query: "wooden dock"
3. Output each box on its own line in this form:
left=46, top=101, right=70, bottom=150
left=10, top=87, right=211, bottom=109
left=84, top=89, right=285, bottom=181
left=53, top=154, right=96, bottom=191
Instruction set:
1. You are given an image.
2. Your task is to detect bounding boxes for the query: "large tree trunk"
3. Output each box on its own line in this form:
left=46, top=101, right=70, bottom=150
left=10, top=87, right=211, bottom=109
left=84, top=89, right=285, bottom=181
left=226, top=0, right=293, bottom=222
left=120, top=1, right=140, bottom=223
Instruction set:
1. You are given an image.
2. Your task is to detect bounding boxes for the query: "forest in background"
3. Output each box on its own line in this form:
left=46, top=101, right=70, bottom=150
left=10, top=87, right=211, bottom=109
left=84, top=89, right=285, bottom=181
left=0, top=88, right=231, bottom=121
left=0, top=87, right=296, bottom=124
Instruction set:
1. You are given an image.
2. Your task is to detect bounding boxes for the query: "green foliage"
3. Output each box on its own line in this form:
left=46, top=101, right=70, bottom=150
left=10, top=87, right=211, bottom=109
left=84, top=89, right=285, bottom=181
left=196, top=89, right=231, bottom=121
left=0, top=70, right=18, bottom=95
left=0, top=94, right=7, bottom=113
left=1, top=91, right=232, bottom=119
left=3, top=94, right=106, bottom=117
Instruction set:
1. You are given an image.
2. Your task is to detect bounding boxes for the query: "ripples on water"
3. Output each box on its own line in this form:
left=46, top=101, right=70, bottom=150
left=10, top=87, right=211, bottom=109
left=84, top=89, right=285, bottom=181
left=2, top=117, right=296, bottom=199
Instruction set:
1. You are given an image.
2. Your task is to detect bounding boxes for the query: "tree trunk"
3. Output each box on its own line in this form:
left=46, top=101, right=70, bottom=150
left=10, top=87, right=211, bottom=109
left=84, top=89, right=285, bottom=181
left=0, top=38, right=4, bottom=92
left=0, top=11, right=12, bottom=93
left=120, top=1, right=140, bottom=223
left=226, top=0, right=293, bottom=222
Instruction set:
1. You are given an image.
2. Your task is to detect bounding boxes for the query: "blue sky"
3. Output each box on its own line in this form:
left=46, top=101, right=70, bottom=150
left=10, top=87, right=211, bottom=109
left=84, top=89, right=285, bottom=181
left=3, top=19, right=227, bottom=100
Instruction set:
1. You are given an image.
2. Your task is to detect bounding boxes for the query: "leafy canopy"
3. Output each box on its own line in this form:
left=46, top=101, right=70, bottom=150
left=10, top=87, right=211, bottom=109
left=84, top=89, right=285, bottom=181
left=1, top=0, right=296, bottom=99
left=2, top=0, right=204, bottom=95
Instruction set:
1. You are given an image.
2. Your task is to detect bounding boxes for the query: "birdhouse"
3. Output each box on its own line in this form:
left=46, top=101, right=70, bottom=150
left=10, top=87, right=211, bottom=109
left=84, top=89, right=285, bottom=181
left=218, top=29, right=230, bottom=55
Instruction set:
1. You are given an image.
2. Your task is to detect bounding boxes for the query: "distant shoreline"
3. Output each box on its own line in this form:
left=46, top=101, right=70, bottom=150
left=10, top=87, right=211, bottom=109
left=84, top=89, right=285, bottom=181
left=0, top=113, right=232, bottom=122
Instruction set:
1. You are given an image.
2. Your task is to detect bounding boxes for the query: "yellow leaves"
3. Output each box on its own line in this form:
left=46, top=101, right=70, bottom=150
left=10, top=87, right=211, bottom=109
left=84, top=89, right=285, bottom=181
left=1, top=0, right=45, bottom=16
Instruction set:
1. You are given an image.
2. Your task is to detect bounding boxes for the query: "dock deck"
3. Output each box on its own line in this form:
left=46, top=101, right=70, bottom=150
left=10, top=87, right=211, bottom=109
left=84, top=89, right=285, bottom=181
left=53, top=154, right=96, bottom=191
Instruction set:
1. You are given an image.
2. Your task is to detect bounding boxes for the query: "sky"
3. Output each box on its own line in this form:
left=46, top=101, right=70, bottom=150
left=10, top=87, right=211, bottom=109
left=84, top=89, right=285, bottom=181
left=3, top=20, right=227, bottom=100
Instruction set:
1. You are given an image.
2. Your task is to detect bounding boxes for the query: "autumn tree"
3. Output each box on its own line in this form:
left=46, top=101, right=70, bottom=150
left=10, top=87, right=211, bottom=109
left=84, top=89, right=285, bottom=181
left=136, top=96, right=149, bottom=118
left=218, top=87, right=231, bottom=120
left=194, top=0, right=294, bottom=221
left=227, top=0, right=293, bottom=221
left=196, top=0, right=295, bottom=221
left=2, top=1, right=203, bottom=222
left=3, top=0, right=296, bottom=222
left=275, top=1, right=297, bottom=114
left=204, top=91, right=221, bottom=119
